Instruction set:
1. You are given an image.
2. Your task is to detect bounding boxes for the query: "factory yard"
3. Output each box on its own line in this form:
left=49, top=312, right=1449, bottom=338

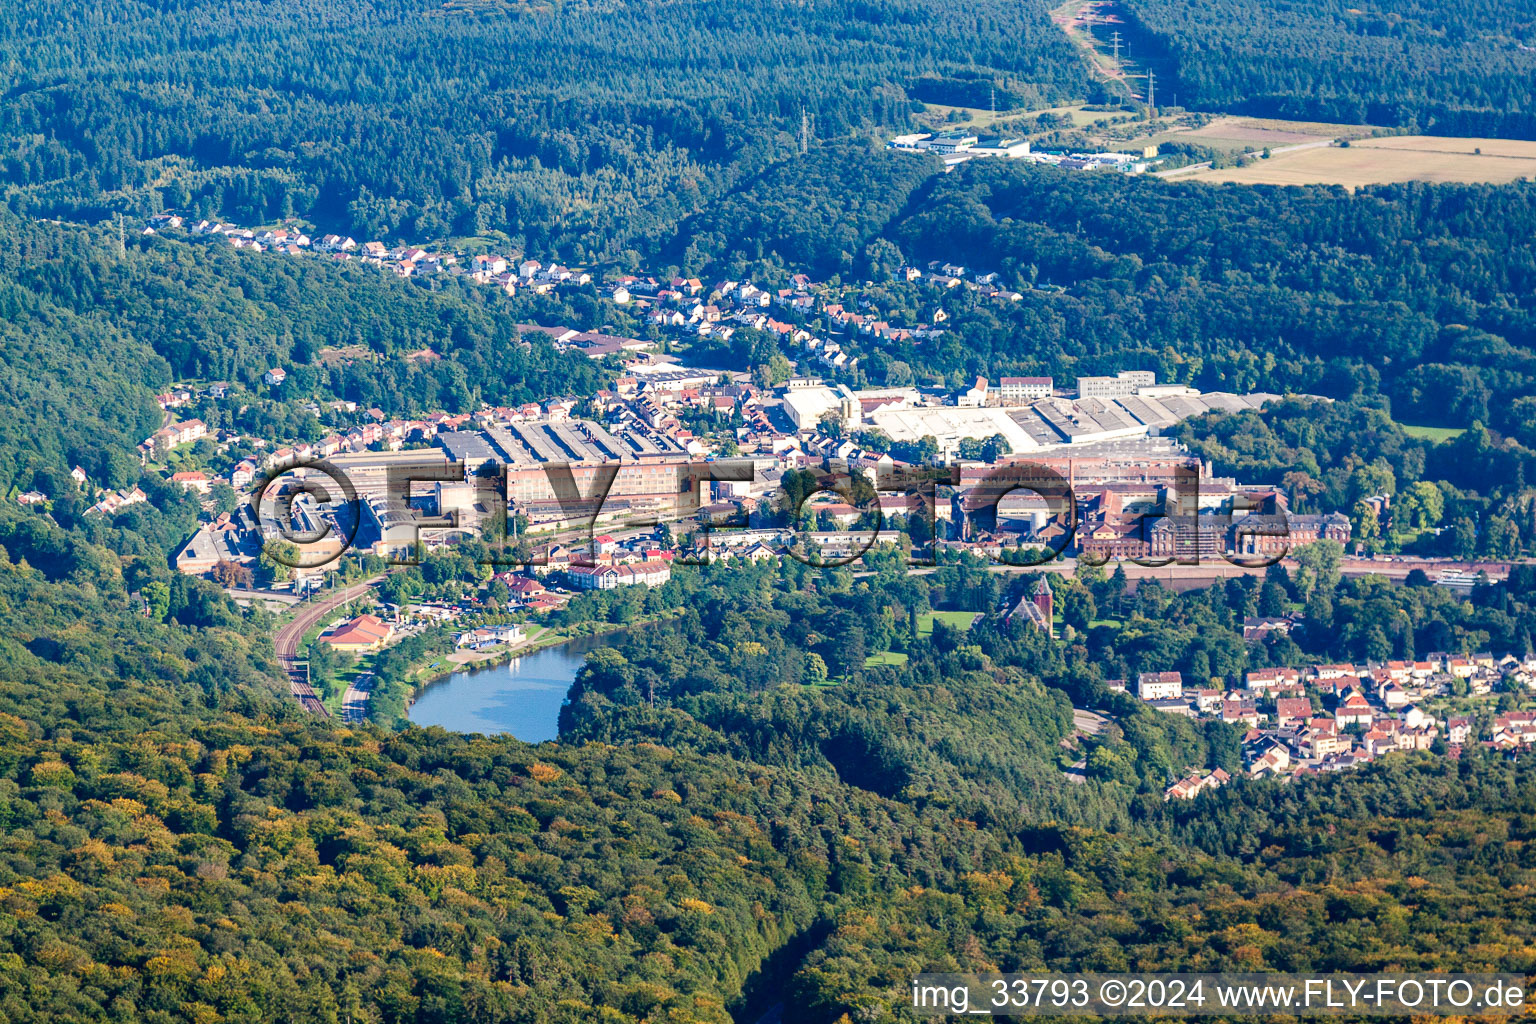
left=1186, top=136, right=1536, bottom=188
left=864, top=388, right=1281, bottom=453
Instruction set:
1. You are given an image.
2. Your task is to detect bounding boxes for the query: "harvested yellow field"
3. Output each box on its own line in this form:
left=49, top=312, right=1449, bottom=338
left=1182, top=116, right=1377, bottom=148
left=1122, top=115, right=1378, bottom=154
left=1188, top=136, right=1536, bottom=187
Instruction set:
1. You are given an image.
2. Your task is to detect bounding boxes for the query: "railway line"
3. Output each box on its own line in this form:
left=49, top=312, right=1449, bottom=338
left=272, top=574, right=388, bottom=716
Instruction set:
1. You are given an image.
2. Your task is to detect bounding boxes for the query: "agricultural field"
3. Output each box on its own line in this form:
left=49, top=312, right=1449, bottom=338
left=1112, top=114, right=1373, bottom=153
left=1178, top=116, right=1376, bottom=149
left=1184, top=136, right=1536, bottom=187
left=1063, top=112, right=1370, bottom=154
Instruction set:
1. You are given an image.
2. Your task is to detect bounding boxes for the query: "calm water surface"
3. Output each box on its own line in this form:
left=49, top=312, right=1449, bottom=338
left=407, top=634, right=613, bottom=741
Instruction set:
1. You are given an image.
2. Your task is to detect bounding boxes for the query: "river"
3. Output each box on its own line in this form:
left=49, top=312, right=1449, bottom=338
left=406, top=634, right=612, bottom=741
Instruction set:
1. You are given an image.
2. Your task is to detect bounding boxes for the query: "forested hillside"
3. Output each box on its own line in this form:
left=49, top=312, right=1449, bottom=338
left=684, top=154, right=1536, bottom=441
left=6, top=512, right=1536, bottom=1021
left=1120, top=0, right=1536, bottom=135
left=880, top=160, right=1536, bottom=413
left=0, top=0, right=1085, bottom=256
left=668, top=143, right=941, bottom=279
left=0, top=210, right=608, bottom=497
left=6, top=3, right=1536, bottom=1015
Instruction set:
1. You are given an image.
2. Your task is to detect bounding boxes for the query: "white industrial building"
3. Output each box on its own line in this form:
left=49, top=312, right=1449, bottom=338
left=782, top=384, right=862, bottom=433
left=1077, top=371, right=1158, bottom=398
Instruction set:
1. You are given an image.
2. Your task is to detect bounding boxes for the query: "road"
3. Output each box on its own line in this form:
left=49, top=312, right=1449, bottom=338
left=341, top=672, right=375, bottom=723
left=1156, top=138, right=1337, bottom=178
left=273, top=574, right=388, bottom=716
left=1073, top=707, right=1110, bottom=735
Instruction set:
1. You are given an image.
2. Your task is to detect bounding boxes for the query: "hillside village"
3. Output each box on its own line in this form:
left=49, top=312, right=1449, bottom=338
left=41, top=218, right=1520, bottom=737
left=142, top=210, right=1048, bottom=376
left=43, top=214, right=1365, bottom=582
left=1142, top=652, right=1536, bottom=798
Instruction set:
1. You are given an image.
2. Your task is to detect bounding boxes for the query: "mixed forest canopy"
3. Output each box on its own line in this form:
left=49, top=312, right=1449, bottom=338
left=4, top=1, right=1536, bottom=1018
left=4, top=505, right=1536, bottom=1021
left=0, top=208, right=611, bottom=498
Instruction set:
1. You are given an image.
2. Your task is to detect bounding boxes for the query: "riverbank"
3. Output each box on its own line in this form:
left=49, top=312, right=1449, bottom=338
left=403, top=609, right=691, bottom=738
left=390, top=608, right=687, bottom=720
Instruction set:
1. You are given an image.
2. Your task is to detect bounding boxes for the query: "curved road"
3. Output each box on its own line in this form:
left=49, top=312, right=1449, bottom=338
left=274, top=574, right=388, bottom=716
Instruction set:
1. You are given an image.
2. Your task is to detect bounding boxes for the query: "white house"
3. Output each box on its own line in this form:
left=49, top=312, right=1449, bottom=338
left=1138, top=671, right=1184, bottom=700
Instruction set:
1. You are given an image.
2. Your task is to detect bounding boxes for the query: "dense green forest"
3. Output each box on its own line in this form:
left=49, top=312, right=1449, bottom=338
left=877, top=161, right=1536, bottom=412
left=668, top=143, right=942, bottom=279
left=1120, top=0, right=1536, bottom=136
left=7, top=4, right=1536, bottom=1017
left=0, top=0, right=1086, bottom=257
left=8, top=494, right=1536, bottom=1021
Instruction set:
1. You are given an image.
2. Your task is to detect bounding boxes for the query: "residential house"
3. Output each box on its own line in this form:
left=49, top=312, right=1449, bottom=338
left=1492, top=712, right=1536, bottom=747
left=320, top=614, right=395, bottom=653
left=1446, top=715, right=1473, bottom=745
left=1137, top=671, right=1184, bottom=700
left=1164, top=768, right=1231, bottom=801
left=1242, top=616, right=1294, bottom=641
left=1249, top=743, right=1292, bottom=778
left=1274, top=697, right=1313, bottom=729
left=1223, top=698, right=1261, bottom=728
left=1300, top=719, right=1346, bottom=758
left=169, top=470, right=212, bottom=494
left=1335, top=692, right=1375, bottom=728
left=1246, top=667, right=1302, bottom=694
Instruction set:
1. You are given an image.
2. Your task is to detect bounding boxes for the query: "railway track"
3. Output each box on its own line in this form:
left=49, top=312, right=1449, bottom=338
left=273, top=574, right=387, bottom=716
